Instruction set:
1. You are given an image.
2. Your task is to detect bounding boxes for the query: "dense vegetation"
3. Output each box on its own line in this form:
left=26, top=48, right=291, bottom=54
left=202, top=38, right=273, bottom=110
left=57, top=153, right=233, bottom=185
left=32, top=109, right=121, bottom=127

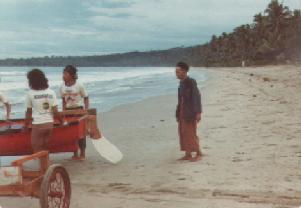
left=0, top=46, right=205, bottom=67
left=203, top=0, right=301, bottom=66
left=0, top=0, right=300, bottom=67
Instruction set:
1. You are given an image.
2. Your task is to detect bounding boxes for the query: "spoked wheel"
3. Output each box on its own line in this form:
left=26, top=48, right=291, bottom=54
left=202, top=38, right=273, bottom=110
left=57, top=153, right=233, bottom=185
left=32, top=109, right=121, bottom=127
left=40, top=164, right=71, bottom=208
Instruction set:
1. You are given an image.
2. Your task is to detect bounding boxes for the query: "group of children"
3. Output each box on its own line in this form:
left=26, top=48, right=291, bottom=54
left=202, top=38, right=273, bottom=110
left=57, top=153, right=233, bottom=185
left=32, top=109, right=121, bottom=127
left=0, top=65, right=88, bottom=160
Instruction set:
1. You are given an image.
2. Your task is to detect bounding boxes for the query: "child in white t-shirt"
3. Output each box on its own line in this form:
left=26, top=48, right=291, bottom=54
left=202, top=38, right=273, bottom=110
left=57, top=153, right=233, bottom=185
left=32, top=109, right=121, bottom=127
left=0, top=93, right=11, bottom=120
left=25, top=69, right=62, bottom=153
left=60, top=65, right=89, bottom=160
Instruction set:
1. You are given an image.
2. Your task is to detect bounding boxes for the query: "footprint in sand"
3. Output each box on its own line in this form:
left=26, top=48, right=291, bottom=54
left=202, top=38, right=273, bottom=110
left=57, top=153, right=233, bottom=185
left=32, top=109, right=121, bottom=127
left=232, top=157, right=244, bottom=162
left=264, top=143, right=277, bottom=147
left=107, top=183, right=131, bottom=191
left=220, top=107, right=232, bottom=111
left=108, top=183, right=131, bottom=187
left=144, top=198, right=165, bottom=203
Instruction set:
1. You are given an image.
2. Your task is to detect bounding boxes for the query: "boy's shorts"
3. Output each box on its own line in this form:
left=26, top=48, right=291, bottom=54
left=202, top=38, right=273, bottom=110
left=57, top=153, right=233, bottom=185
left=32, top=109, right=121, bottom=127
left=31, top=122, right=53, bottom=153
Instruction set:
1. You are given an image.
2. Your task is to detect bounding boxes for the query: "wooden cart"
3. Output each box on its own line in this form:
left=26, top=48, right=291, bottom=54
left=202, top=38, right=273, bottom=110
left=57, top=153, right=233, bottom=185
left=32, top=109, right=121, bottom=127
left=0, top=151, right=71, bottom=208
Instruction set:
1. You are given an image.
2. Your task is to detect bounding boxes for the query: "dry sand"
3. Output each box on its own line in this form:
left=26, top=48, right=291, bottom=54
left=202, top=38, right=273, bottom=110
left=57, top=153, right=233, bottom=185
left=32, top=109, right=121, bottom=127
left=1, top=65, right=301, bottom=208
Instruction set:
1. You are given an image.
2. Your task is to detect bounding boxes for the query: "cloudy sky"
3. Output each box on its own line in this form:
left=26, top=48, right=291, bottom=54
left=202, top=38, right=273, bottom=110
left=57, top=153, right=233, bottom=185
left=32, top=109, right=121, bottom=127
left=0, top=0, right=300, bottom=58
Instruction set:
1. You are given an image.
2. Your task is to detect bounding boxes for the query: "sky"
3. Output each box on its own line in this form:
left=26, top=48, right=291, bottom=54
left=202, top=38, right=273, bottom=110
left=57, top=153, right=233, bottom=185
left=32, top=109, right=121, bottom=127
left=0, top=0, right=300, bottom=59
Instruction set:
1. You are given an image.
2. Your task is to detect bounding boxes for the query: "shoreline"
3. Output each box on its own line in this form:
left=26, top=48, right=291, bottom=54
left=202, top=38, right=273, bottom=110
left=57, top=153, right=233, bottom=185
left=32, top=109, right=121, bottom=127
left=1, top=65, right=301, bottom=208
left=0, top=64, right=299, bottom=68
left=98, top=68, right=209, bottom=114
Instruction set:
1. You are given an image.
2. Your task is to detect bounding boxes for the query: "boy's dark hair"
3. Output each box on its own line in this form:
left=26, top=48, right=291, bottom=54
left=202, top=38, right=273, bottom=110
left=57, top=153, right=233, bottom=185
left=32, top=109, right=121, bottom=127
left=176, top=62, right=189, bottom=72
left=27, top=69, right=49, bottom=90
left=64, top=65, right=78, bottom=80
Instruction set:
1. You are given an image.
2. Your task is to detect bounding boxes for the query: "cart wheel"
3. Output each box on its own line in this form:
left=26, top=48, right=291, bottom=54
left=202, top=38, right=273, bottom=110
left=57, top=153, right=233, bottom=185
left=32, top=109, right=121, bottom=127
left=40, top=164, right=71, bottom=208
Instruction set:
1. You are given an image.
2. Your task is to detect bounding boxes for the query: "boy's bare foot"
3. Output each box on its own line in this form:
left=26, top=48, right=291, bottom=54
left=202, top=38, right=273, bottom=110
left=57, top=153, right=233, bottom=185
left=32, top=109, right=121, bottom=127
left=178, top=155, right=192, bottom=160
left=71, top=155, right=80, bottom=160
left=190, top=155, right=202, bottom=162
left=71, top=151, right=80, bottom=160
left=79, top=150, right=85, bottom=161
left=71, top=156, right=85, bottom=161
left=78, top=155, right=86, bottom=161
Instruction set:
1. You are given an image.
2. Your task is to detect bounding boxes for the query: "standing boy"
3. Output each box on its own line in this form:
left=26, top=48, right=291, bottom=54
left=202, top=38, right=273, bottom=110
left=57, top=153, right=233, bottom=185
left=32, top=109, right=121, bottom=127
left=175, top=62, right=202, bottom=162
left=25, top=69, right=62, bottom=152
left=60, top=65, right=89, bottom=160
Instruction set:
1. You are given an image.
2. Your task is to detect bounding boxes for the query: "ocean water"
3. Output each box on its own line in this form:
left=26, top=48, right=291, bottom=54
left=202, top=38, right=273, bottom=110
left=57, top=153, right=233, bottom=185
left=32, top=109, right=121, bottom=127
left=0, top=67, right=207, bottom=119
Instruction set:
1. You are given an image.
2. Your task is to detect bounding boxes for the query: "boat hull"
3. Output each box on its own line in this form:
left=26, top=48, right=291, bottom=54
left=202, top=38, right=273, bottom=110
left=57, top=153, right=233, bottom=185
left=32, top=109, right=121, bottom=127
left=0, top=118, right=86, bottom=156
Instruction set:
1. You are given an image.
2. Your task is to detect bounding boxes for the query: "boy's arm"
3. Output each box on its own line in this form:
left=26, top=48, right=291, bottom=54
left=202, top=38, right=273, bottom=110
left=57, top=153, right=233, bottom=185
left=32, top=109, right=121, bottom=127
left=4, top=102, right=11, bottom=120
left=24, top=93, right=32, bottom=127
left=84, top=97, right=89, bottom=110
left=52, top=106, right=63, bottom=124
left=176, top=87, right=181, bottom=122
left=25, top=108, right=32, bottom=128
left=60, top=86, right=67, bottom=111
left=62, top=98, right=67, bottom=111
left=79, top=83, right=89, bottom=110
left=191, top=79, right=202, bottom=123
left=52, top=92, right=62, bottom=123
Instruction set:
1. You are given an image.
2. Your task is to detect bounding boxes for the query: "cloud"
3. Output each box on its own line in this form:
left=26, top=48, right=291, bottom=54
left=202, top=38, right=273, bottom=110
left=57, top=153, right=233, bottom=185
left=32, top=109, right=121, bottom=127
left=0, top=0, right=300, bottom=58
left=91, top=0, right=136, bottom=9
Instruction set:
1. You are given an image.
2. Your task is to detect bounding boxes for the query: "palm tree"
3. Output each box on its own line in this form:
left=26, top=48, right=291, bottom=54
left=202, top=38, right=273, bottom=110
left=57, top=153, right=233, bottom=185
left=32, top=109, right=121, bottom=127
left=264, top=0, right=292, bottom=50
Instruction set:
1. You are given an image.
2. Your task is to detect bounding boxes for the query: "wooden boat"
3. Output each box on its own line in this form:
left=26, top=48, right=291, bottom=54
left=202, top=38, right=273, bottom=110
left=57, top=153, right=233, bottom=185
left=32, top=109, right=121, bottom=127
left=0, top=109, right=122, bottom=164
left=0, top=116, right=86, bottom=156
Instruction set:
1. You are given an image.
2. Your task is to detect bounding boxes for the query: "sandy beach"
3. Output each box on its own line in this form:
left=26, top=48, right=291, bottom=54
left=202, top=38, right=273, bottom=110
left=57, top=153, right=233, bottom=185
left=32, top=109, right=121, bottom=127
left=1, top=65, right=301, bottom=208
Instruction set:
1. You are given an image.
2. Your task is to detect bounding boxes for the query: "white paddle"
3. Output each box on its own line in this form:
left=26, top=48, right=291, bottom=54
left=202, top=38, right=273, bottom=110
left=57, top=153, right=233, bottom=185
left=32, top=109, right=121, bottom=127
left=91, top=137, right=123, bottom=164
left=60, top=109, right=123, bottom=164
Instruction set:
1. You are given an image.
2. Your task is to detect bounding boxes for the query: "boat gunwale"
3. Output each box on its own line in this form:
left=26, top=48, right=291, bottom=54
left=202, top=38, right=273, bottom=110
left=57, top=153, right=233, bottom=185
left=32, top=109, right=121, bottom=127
left=0, top=119, right=81, bottom=136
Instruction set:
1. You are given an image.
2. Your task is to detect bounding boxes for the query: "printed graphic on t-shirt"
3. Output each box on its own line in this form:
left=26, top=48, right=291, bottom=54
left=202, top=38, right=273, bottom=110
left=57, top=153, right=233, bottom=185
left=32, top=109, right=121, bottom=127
left=60, top=82, right=88, bottom=108
left=33, top=94, right=53, bottom=113
left=26, top=89, right=57, bottom=124
left=42, top=102, right=50, bottom=110
left=63, top=91, right=80, bottom=106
